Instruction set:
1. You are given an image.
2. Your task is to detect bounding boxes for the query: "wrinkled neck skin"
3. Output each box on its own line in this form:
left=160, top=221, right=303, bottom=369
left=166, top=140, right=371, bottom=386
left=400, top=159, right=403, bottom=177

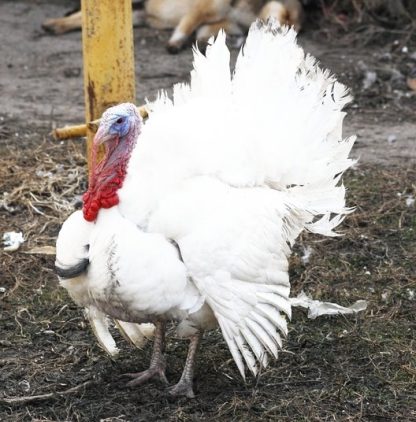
left=82, top=126, right=139, bottom=222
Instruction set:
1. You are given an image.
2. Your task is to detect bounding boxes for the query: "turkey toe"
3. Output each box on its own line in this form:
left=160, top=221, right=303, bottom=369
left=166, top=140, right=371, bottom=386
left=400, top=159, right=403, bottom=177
left=124, top=365, right=168, bottom=387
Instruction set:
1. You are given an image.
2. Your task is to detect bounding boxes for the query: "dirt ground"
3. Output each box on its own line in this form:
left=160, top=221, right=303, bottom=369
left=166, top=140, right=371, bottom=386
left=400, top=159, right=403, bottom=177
left=0, top=0, right=415, bottom=421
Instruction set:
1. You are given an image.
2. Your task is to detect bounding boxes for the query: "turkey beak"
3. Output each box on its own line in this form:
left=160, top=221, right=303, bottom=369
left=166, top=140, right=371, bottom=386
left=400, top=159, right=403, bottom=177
left=94, top=125, right=116, bottom=146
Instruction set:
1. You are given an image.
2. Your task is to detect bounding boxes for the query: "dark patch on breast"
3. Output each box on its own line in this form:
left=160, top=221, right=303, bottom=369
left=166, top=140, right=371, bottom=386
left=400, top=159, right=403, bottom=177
left=169, top=239, right=184, bottom=262
left=56, top=258, right=89, bottom=279
left=106, top=236, right=121, bottom=289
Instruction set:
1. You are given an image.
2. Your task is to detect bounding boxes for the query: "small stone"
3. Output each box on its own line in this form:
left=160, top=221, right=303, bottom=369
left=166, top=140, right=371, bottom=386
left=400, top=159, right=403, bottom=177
left=18, top=380, right=31, bottom=392
left=405, top=196, right=415, bottom=207
left=387, top=134, right=397, bottom=144
left=407, top=77, right=416, bottom=91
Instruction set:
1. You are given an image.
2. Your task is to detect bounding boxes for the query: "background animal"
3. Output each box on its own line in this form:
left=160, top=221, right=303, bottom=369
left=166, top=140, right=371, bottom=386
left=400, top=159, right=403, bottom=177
left=42, top=0, right=304, bottom=52
left=56, top=22, right=355, bottom=398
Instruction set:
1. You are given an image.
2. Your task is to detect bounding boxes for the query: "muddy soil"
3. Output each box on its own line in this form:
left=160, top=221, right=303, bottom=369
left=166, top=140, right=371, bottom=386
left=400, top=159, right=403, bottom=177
left=0, top=1, right=415, bottom=421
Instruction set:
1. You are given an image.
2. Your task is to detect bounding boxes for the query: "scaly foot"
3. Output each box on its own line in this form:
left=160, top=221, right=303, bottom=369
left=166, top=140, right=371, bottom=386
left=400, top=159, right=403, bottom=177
left=123, top=321, right=167, bottom=387
left=124, top=362, right=168, bottom=387
left=168, top=379, right=195, bottom=398
left=167, top=332, right=201, bottom=399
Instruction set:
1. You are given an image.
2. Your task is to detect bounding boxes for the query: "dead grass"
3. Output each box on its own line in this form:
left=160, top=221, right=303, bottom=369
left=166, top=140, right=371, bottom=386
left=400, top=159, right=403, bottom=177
left=0, top=122, right=415, bottom=421
left=319, top=0, right=416, bottom=24
left=309, top=0, right=416, bottom=48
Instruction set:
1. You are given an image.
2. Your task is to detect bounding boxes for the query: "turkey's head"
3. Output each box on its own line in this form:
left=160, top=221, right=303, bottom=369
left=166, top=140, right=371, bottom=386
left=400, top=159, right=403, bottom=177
left=94, top=103, right=139, bottom=147
left=82, top=103, right=142, bottom=222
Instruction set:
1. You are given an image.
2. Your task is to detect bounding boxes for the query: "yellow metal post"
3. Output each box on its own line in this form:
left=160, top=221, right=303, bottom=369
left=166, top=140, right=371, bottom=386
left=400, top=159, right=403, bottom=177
left=81, top=0, right=136, bottom=172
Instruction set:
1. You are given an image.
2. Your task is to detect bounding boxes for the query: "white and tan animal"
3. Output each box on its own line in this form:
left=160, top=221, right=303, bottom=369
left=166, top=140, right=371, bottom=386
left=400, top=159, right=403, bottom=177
left=56, top=22, right=355, bottom=398
left=42, top=0, right=304, bottom=52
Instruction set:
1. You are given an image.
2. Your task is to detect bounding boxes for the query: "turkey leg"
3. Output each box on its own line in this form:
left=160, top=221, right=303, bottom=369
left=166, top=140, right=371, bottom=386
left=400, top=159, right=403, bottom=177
left=124, top=321, right=168, bottom=386
left=168, top=332, right=201, bottom=398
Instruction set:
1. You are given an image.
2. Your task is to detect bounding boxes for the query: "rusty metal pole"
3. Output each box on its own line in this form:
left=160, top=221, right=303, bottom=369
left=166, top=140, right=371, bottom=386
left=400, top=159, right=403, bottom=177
left=81, top=0, right=136, bottom=173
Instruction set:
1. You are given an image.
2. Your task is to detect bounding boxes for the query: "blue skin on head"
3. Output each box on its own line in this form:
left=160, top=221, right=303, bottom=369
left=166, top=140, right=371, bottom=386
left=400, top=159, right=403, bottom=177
left=99, top=103, right=140, bottom=141
left=108, top=114, right=131, bottom=138
left=95, top=103, right=140, bottom=146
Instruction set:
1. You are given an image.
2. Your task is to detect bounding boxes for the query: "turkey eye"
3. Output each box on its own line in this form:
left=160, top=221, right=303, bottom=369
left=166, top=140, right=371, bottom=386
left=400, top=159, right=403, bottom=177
left=116, top=117, right=124, bottom=124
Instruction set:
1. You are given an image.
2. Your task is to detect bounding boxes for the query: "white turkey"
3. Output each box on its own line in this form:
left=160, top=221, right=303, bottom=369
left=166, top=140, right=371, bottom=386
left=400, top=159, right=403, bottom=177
left=55, top=21, right=356, bottom=398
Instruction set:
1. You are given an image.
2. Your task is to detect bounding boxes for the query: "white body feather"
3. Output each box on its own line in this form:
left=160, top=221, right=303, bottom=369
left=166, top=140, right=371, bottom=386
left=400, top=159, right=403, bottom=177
left=56, top=211, right=154, bottom=353
left=56, top=22, right=355, bottom=378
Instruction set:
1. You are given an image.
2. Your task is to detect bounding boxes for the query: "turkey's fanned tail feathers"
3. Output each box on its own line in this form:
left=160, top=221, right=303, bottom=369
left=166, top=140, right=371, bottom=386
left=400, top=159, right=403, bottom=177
left=142, top=21, right=355, bottom=237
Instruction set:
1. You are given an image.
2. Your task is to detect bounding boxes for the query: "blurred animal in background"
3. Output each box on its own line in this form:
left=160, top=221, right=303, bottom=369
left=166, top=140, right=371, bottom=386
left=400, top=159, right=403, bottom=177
left=42, top=0, right=304, bottom=52
left=56, top=22, right=355, bottom=398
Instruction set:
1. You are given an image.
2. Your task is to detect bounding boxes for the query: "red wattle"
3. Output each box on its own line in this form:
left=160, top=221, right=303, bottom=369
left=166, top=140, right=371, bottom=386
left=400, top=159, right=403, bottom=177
left=82, top=121, right=138, bottom=222
left=82, top=176, right=123, bottom=221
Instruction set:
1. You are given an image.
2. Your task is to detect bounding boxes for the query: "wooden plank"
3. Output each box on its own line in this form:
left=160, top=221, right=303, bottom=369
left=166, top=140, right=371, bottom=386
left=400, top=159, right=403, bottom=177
left=81, top=0, right=136, bottom=172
